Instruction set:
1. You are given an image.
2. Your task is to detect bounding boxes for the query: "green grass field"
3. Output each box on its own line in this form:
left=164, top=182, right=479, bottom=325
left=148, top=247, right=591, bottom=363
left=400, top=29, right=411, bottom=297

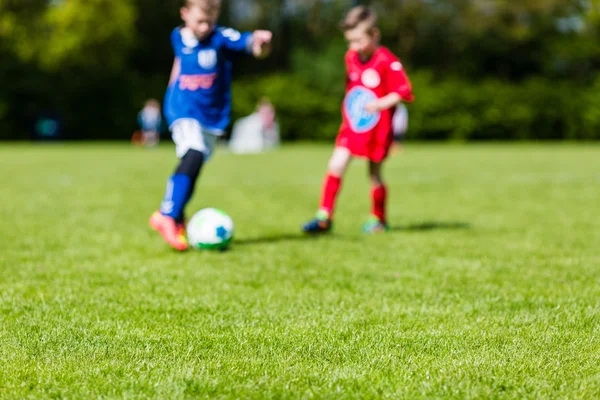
left=1, top=143, right=599, bottom=399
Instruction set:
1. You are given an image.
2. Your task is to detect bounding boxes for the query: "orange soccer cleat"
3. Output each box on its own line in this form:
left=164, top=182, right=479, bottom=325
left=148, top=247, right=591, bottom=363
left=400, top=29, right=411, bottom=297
left=149, top=211, right=189, bottom=251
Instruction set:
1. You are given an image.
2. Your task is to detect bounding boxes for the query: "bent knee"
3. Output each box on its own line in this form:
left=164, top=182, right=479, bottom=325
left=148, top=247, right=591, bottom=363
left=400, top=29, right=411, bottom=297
left=328, top=158, right=347, bottom=175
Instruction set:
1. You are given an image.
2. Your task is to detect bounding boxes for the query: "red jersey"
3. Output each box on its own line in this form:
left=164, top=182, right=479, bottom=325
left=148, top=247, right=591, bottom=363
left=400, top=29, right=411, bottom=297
left=337, top=47, right=414, bottom=161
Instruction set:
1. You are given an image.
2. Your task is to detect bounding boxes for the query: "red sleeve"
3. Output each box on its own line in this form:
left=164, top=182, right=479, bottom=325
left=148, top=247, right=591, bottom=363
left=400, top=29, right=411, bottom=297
left=383, top=54, right=414, bottom=102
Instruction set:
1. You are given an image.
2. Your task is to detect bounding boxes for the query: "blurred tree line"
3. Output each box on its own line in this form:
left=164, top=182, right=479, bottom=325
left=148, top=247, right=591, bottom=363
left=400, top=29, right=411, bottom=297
left=1, top=0, right=600, bottom=141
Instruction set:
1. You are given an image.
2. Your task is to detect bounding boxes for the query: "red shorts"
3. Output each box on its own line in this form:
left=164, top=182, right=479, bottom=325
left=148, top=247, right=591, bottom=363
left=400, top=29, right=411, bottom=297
left=335, top=128, right=393, bottom=163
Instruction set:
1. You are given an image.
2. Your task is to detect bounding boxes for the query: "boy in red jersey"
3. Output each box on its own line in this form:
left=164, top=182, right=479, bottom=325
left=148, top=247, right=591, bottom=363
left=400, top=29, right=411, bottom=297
left=303, top=5, right=414, bottom=234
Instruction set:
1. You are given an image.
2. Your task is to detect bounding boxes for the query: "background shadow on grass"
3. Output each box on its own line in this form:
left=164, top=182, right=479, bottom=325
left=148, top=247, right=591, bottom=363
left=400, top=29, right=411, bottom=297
left=232, top=222, right=471, bottom=247
left=234, top=233, right=360, bottom=246
left=390, top=221, right=471, bottom=232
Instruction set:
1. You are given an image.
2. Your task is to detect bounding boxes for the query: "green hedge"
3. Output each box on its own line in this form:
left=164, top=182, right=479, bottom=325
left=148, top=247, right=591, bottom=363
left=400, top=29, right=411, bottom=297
left=2, top=67, right=600, bottom=141
left=231, top=74, right=342, bottom=141
left=232, top=72, right=600, bottom=141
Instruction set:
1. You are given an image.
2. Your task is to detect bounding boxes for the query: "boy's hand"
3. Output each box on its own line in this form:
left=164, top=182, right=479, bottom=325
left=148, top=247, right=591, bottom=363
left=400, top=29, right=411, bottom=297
left=252, top=30, right=273, bottom=58
left=365, top=101, right=381, bottom=114
left=365, top=93, right=402, bottom=114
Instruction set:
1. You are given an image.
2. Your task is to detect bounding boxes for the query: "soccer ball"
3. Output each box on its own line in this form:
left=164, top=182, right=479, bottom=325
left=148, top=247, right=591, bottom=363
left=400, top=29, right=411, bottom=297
left=187, top=208, right=234, bottom=250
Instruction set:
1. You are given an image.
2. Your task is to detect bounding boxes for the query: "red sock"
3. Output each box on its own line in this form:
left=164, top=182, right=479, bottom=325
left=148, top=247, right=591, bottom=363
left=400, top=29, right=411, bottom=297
left=371, top=185, right=387, bottom=223
left=319, top=174, right=342, bottom=218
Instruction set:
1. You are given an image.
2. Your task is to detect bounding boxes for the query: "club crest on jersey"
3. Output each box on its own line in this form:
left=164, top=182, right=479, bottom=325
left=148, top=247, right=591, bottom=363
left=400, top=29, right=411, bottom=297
left=361, top=68, right=381, bottom=88
left=344, top=87, right=380, bottom=133
left=198, top=49, right=217, bottom=69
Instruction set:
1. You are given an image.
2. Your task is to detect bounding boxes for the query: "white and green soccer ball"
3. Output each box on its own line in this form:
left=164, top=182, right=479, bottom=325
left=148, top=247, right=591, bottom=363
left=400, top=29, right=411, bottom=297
left=187, top=208, right=234, bottom=250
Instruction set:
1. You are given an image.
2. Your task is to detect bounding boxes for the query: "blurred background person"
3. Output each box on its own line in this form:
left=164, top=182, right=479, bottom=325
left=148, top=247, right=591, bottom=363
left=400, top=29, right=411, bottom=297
left=391, top=103, right=408, bottom=154
left=31, top=111, right=62, bottom=142
left=136, top=99, right=163, bottom=147
left=229, top=98, right=280, bottom=154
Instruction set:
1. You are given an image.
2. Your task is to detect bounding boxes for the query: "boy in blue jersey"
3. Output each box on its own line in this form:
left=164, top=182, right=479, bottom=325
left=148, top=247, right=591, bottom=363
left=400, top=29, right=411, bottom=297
left=150, top=0, right=272, bottom=251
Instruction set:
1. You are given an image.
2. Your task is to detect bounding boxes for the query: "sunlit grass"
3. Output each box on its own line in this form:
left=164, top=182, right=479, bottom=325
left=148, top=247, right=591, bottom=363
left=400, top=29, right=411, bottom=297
left=0, top=143, right=599, bottom=398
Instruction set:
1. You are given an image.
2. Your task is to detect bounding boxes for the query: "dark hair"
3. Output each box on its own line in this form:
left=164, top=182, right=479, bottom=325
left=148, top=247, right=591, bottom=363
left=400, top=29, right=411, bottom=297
left=184, top=0, right=221, bottom=12
left=340, top=6, right=377, bottom=32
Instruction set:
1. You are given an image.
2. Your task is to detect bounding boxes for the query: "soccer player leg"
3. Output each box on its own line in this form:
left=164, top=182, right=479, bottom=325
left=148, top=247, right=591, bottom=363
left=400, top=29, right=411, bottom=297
left=320, top=146, right=352, bottom=217
left=364, top=160, right=389, bottom=233
left=160, top=119, right=211, bottom=221
left=179, top=131, right=218, bottom=222
left=303, top=146, right=352, bottom=234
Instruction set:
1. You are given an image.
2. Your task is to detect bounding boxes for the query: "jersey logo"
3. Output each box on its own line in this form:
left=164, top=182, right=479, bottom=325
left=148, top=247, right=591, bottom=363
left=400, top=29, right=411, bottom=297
left=198, top=49, right=217, bottom=69
left=361, top=69, right=381, bottom=88
left=221, top=28, right=241, bottom=41
left=179, top=74, right=218, bottom=90
left=343, top=86, right=380, bottom=133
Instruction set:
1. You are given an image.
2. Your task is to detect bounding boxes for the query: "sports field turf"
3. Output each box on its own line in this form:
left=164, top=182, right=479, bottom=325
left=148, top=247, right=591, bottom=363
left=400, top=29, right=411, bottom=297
left=1, top=143, right=599, bottom=399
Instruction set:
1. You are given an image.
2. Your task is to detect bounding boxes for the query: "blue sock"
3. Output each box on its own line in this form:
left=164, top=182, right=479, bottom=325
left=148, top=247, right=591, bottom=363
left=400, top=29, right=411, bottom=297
left=160, top=149, right=204, bottom=222
left=160, top=174, right=192, bottom=220
left=178, top=180, right=196, bottom=223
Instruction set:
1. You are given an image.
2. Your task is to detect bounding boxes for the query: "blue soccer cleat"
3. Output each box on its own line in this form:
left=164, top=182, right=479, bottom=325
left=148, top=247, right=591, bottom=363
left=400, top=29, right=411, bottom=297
left=302, top=210, right=332, bottom=234
left=362, top=216, right=389, bottom=234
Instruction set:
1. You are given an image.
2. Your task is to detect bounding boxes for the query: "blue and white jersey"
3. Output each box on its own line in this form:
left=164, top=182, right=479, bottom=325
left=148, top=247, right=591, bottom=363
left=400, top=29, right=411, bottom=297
left=164, top=26, right=253, bottom=133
